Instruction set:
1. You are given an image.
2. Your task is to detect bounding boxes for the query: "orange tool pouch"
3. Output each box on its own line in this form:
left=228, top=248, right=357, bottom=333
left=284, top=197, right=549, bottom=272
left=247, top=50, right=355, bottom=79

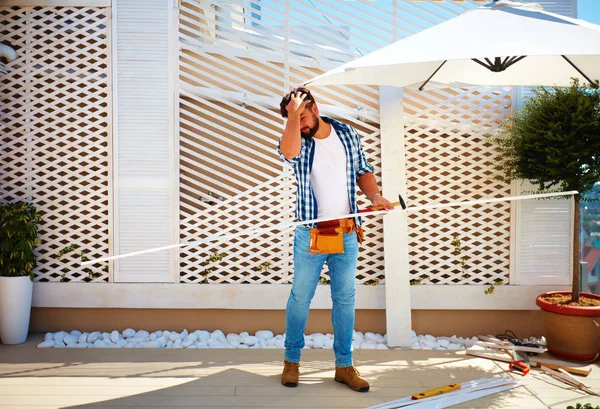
left=309, top=218, right=361, bottom=254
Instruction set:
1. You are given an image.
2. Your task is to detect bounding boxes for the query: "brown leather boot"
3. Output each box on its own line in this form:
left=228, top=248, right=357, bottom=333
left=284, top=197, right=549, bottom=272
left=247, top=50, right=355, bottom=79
left=281, top=360, right=299, bottom=387
left=335, top=366, right=370, bottom=392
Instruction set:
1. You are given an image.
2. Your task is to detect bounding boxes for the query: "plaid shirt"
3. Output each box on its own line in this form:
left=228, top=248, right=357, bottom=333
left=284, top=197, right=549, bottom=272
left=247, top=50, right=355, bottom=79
left=277, top=116, right=374, bottom=227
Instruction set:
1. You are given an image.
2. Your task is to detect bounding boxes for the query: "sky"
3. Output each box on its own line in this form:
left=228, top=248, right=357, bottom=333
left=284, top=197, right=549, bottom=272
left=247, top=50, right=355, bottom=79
left=578, top=0, right=600, bottom=24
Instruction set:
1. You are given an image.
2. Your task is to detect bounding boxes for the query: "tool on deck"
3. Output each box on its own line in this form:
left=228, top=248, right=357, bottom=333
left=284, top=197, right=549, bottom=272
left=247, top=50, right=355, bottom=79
left=466, top=349, right=592, bottom=377
left=509, top=361, right=530, bottom=376
left=411, top=383, right=460, bottom=399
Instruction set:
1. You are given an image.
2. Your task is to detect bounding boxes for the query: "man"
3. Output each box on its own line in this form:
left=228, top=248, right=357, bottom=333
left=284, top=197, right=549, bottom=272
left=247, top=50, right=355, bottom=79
left=277, top=87, right=392, bottom=392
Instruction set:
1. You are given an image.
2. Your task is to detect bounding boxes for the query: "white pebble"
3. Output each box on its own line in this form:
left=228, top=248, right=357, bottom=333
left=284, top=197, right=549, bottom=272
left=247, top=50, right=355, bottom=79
left=54, top=331, right=67, bottom=343
left=360, top=342, right=378, bottom=349
left=313, top=337, right=324, bottom=349
left=208, top=339, right=226, bottom=348
left=93, top=339, right=108, bottom=348
left=122, top=328, right=136, bottom=338
left=169, top=332, right=180, bottom=342
left=110, top=330, right=120, bottom=343
left=195, top=330, right=210, bottom=341
left=255, top=330, right=274, bottom=340
left=143, top=341, right=160, bottom=348
left=70, top=330, right=82, bottom=337
left=149, top=332, right=158, bottom=341
left=37, top=340, right=55, bottom=348
left=364, top=332, right=379, bottom=342
left=211, top=330, right=225, bottom=340
left=241, top=335, right=259, bottom=346
left=228, top=339, right=241, bottom=348
left=44, top=332, right=54, bottom=342
left=135, top=330, right=150, bottom=339
left=88, top=332, right=100, bottom=343
left=438, top=339, right=450, bottom=348
left=63, top=334, right=78, bottom=345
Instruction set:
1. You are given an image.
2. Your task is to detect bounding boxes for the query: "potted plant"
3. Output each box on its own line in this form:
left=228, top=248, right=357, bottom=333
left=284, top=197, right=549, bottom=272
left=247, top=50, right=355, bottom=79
left=491, top=78, right=600, bottom=362
left=0, top=202, right=42, bottom=344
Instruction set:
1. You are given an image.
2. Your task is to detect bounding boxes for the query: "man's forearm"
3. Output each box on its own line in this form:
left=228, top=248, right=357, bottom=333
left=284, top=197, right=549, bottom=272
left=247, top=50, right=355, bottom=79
left=357, top=172, right=380, bottom=201
left=279, top=115, right=302, bottom=159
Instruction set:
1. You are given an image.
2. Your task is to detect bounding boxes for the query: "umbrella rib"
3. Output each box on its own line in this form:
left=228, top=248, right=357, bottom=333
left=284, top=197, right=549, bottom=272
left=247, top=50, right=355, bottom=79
left=503, top=55, right=527, bottom=70
left=472, top=58, right=492, bottom=70
left=561, top=55, right=598, bottom=87
left=418, top=60, right=447, bottom=91
left=472, top=56, right=526, bottom=72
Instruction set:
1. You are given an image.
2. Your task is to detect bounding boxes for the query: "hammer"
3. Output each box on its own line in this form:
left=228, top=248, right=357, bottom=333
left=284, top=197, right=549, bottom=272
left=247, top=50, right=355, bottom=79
left=360, top=194, right=406, bottom=213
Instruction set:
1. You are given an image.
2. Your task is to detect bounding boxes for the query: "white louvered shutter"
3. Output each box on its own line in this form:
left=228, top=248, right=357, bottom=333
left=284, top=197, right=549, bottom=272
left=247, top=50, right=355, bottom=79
left=513, top=181, right=573, bottom=285
left=112, top=0, right=178, bottom=282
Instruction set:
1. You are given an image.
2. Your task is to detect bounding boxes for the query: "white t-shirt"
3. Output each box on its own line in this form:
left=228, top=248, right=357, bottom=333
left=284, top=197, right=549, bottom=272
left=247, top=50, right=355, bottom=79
left=310, top=127, right=351, bottom=219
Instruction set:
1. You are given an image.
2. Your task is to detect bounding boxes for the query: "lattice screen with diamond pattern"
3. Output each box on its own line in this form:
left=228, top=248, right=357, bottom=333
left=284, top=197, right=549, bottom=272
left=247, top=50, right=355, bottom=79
left=1, top=6, right=110, bottom=282
left=176, top=0, right=515, bottom=285
left=404, top=88, right=512, bottom=284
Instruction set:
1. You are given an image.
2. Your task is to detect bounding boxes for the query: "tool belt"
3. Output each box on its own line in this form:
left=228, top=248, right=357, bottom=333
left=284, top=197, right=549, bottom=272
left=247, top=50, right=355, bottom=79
left=309, top=218, right=364, bottom=254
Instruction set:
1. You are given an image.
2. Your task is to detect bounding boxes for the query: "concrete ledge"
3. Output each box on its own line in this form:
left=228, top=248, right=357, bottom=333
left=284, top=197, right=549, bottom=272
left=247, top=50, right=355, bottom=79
left=32, top=282, right=569, bottom=310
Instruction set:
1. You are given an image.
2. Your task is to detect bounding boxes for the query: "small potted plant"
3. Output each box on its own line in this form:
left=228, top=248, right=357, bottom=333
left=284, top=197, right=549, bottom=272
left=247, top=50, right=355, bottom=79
left=491, top=79, right=600, bottom=361
left=0, top=202, right=42, bottom=344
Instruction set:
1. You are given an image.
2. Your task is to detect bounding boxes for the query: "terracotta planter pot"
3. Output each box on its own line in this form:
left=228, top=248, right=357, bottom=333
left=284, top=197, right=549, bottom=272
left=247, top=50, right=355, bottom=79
left=536, top=291, right=600, bottom=362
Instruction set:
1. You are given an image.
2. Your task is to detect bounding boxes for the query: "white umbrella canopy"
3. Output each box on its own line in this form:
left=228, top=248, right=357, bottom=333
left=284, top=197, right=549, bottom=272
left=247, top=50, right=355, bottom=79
left=304, top=0, right=600, bottom=89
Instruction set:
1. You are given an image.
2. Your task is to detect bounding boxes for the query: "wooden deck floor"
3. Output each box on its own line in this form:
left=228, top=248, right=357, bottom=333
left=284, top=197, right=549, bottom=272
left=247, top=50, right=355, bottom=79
left=0, top=334, right=598, bottom=409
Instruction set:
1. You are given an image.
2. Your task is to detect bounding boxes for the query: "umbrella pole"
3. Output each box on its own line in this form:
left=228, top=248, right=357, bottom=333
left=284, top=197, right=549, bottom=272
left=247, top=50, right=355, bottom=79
left=561, top=55, right=598, bottom=86
left=418, top=60, right=447, bottom=91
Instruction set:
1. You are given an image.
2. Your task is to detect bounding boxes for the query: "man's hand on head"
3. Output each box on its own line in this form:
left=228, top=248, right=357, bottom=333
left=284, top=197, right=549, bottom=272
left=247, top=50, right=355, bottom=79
left=285, top=90, right=308, bottom=118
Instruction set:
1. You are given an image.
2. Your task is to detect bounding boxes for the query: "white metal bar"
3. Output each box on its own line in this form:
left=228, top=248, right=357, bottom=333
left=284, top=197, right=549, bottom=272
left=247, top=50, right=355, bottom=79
left=82, top=190, right=578, bottom=265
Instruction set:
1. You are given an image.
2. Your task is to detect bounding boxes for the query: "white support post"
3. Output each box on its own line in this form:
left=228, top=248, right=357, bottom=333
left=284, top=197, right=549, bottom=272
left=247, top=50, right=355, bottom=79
left=380, top=86, right=412, bottom=347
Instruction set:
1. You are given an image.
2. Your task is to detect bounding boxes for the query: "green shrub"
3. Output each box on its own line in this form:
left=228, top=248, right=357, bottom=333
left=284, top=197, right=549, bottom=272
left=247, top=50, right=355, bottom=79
left=567, top=404, right=600, bottom=409
left=0, top=202, right=42, bottom=280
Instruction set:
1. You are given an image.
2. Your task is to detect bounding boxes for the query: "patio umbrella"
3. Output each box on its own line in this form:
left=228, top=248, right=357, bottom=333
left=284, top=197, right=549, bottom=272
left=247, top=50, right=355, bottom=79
left=304, top=0, right=600, bottom=89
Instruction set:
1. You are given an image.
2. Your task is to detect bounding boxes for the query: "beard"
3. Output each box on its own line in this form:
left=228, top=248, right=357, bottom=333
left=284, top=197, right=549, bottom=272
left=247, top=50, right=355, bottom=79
left=300, top=114, right=319, bottom=139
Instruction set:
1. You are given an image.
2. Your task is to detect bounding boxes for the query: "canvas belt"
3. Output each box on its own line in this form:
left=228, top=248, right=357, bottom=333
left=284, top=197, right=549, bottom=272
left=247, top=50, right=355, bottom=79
left=309, top=218, right=364, bottom=254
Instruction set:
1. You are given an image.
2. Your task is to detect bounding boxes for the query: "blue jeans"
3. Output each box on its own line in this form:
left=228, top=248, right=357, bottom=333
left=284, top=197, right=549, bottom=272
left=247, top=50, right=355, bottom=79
left=284, top=225, right=358, bottom=368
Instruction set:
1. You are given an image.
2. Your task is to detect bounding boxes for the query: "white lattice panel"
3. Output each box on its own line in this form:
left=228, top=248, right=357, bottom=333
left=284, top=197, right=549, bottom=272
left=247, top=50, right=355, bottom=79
left=403, top=88, right=513, bottom=284
left=1, top=6, right=111, bottom=282
left=179, top=0, right=510, bottom=284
